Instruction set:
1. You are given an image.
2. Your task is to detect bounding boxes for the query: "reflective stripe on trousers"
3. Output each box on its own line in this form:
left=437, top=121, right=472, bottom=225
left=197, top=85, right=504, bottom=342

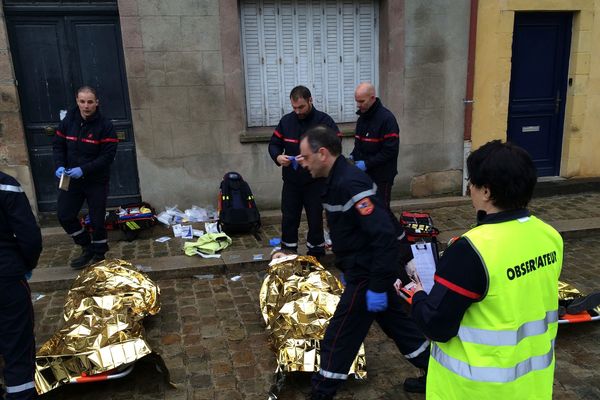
left=6, top=381, right=35, bottom=393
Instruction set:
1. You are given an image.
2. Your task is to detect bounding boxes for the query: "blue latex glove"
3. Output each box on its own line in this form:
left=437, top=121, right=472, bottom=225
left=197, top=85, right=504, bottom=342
left=24, top=271, right=32, bottom=281
left=339, top=273, right=346, bottom=287
left=67, top=167, right=83, bottom=179
left=355, top=160, right=366, bottom=171
left=55, top=166, right=65, bottom=179
left=366, top=290, right=388, bottom=312
left=287, top=156, right=299, bottom=170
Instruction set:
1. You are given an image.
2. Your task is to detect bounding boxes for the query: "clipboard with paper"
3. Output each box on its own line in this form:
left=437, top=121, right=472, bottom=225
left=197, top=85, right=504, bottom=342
left=409, top=241, right=439, bottom=294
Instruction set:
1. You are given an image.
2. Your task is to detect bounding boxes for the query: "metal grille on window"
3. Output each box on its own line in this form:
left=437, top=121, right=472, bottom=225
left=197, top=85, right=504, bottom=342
left=241, top=0, right=378, bottom=127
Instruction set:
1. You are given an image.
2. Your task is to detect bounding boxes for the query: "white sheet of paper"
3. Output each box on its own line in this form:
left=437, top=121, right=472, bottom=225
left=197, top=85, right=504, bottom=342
left=181, top=225, right=194, bottom=239
left=410, top=243, right=437, bottom=294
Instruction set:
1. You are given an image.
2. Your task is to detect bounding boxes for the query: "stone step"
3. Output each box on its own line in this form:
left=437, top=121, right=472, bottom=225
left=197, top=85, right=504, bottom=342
left=40, top=195, right=471, bottom=240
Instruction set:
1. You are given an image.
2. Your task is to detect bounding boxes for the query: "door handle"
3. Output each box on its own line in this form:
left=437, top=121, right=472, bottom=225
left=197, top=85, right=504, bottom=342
left=45, top=126, right=56, bottom=136
left=555, top=90, right=561, bottom=114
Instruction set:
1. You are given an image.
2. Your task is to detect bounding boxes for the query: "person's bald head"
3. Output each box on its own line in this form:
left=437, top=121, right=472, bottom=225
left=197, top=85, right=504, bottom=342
left=355, top=82, right=377, bottom=113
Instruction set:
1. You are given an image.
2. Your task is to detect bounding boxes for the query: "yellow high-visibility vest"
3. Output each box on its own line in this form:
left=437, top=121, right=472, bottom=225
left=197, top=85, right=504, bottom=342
left=427, top=215, right=563, bottom=400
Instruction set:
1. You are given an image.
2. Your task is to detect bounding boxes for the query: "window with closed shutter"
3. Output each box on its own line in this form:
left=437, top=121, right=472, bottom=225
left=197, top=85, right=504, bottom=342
left=240, top=0, right=378, bottom=127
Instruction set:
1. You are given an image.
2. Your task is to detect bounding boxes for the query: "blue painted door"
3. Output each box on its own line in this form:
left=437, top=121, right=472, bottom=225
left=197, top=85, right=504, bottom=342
left=507, top=12, right=572, bottom=176
left=5, top=5, right=141, bottom=211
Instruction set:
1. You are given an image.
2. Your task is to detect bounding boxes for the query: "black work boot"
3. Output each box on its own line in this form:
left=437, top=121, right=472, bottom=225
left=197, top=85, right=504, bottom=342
left=70, top=246, right=94, bottom=270
left=566, top=292, right=600, bottom=314
left=403, top=375, right=426, bottom=393
left=91, top=254, right=106, bottom=264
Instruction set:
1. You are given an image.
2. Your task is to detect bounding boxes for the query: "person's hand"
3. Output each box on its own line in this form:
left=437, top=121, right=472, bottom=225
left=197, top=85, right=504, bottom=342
left=355, top=160, right=366, bottom=171
left=55, top=166, right=65, bottom=179
left=412, top=272, right=425, bottom=294
left=393, top=278, right=403, bottom=296
left=288, top=156, right=299, bottom=170
left=276, top=154, right=291, bottom=167
left=366, top=290, right=388, bottom=312
left=339, top=273, right=346, bottom=287
left=67, top=167, right=83, bottom=179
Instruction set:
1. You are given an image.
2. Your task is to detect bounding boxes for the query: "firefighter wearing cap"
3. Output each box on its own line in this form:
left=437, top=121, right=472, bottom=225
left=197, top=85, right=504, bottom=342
left=268, top=85, right=340, bottom=257
left=298, top=125, right=429, bottom=400
left=0, top=171, right=42, bottom=400
left=411, top=140, right=562, bottom=399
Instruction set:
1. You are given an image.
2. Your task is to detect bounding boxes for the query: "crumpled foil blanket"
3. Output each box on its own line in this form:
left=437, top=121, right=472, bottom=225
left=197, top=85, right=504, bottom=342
left=35, top=259, right=164, bottom=394
left=259, top=255, right=366, bottom=379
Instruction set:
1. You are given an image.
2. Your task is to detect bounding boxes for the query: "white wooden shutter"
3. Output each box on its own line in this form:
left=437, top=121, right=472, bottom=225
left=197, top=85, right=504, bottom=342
left=310, top=0, right=325, bottom=113
left=279, top=0, right=296, bottom=104
left=341, top=0, right=357, bottom=121
left=240, top=1, right=266, bottom=127
left=241, top=0, right=378, bottom=127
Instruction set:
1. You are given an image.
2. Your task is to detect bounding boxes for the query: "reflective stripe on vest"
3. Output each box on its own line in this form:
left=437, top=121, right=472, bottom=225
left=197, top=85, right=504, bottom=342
left=431, top=340, right=555, bottom=383
left=457, top=310, right=558, bottom=346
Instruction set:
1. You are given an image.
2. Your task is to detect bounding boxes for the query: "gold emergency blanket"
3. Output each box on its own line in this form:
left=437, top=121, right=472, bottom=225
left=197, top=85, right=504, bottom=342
left=35, top=259, right=161, bottom=394
left=259, top=255, right=366, bottom=377
left=559, top=280, right=600, bottom=314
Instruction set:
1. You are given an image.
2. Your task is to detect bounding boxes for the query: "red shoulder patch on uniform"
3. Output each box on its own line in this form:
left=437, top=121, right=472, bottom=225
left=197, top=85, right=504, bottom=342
left=355, top=197, right=374, bottom=216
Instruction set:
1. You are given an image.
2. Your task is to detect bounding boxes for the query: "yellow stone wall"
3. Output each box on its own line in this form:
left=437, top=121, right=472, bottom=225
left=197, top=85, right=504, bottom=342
left=472, top=0, right=599, bottom=177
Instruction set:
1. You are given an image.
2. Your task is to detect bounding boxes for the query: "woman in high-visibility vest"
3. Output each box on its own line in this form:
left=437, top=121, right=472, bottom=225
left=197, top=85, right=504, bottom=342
left=410, top=140, right=563, bottom=400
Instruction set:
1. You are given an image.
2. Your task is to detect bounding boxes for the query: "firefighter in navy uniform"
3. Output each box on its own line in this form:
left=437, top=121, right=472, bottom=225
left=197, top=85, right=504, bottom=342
left=298, top=125, right=429, bottom=399
left=0, top=171, right=42, bottom=400
left=53, top=86, right=118, bottom=269
left=268, top=85, right=340, bottom=257
left=350, top=82, right=399, bottom=210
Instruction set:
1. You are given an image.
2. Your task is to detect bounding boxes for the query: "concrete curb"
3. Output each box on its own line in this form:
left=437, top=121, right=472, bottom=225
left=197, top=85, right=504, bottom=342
left=30, top=217, right=600, bottom=292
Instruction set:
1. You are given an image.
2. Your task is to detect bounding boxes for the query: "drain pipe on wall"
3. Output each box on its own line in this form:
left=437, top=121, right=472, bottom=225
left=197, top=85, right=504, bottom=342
left=463, top=0, right=478, bottom=195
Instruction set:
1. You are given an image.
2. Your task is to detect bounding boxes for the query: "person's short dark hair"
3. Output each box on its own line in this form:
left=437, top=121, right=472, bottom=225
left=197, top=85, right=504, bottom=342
left=301, top=125, right=341, bottom=157
left=467, top=140, right=537, bottom=210
left=290, top=85, right=311, bottom=101
left=77, top=85, right=98, bottom=99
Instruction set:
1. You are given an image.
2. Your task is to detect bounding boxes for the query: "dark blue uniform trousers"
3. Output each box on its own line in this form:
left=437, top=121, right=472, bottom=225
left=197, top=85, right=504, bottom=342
left=57, top=180, right=109, bottom=256
left=0, top=280, right=36, bottom=400
left=312, top=279, right=429, bottom=397
left=281, top=180, right=325, bottom=256
left=374, top=180, right=405, bottom=239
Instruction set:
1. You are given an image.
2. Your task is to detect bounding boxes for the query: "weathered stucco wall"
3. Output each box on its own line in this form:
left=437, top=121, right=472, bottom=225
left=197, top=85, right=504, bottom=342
left=120, top=0, right=470, bottom=211
left=398, top=0, right=470, bottom=197
left=0, top=2, right=37, bottom=212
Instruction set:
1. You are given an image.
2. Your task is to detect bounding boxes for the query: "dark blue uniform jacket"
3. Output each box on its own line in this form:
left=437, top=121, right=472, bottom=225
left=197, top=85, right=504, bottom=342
left=0, top=172, right=42, bottom=279
left=53, top=107, right=118, bottom=183
left=268, top=106, right=339, bottom=185
left=351, top=98, right=400, bottom=183
left=322, top=155, right=399, bottom=292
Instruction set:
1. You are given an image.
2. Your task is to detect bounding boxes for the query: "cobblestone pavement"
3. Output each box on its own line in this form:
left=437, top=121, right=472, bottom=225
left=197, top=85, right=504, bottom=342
left=38, top=192, right=600, bottom=268
left=7, top=191, right=600, bottom=399
left=22, top=232, right=600, bottom=399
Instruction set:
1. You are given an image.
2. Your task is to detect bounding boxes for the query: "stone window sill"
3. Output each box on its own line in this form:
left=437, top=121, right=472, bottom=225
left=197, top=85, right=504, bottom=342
left=239, top=122, right=356, bottom=143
